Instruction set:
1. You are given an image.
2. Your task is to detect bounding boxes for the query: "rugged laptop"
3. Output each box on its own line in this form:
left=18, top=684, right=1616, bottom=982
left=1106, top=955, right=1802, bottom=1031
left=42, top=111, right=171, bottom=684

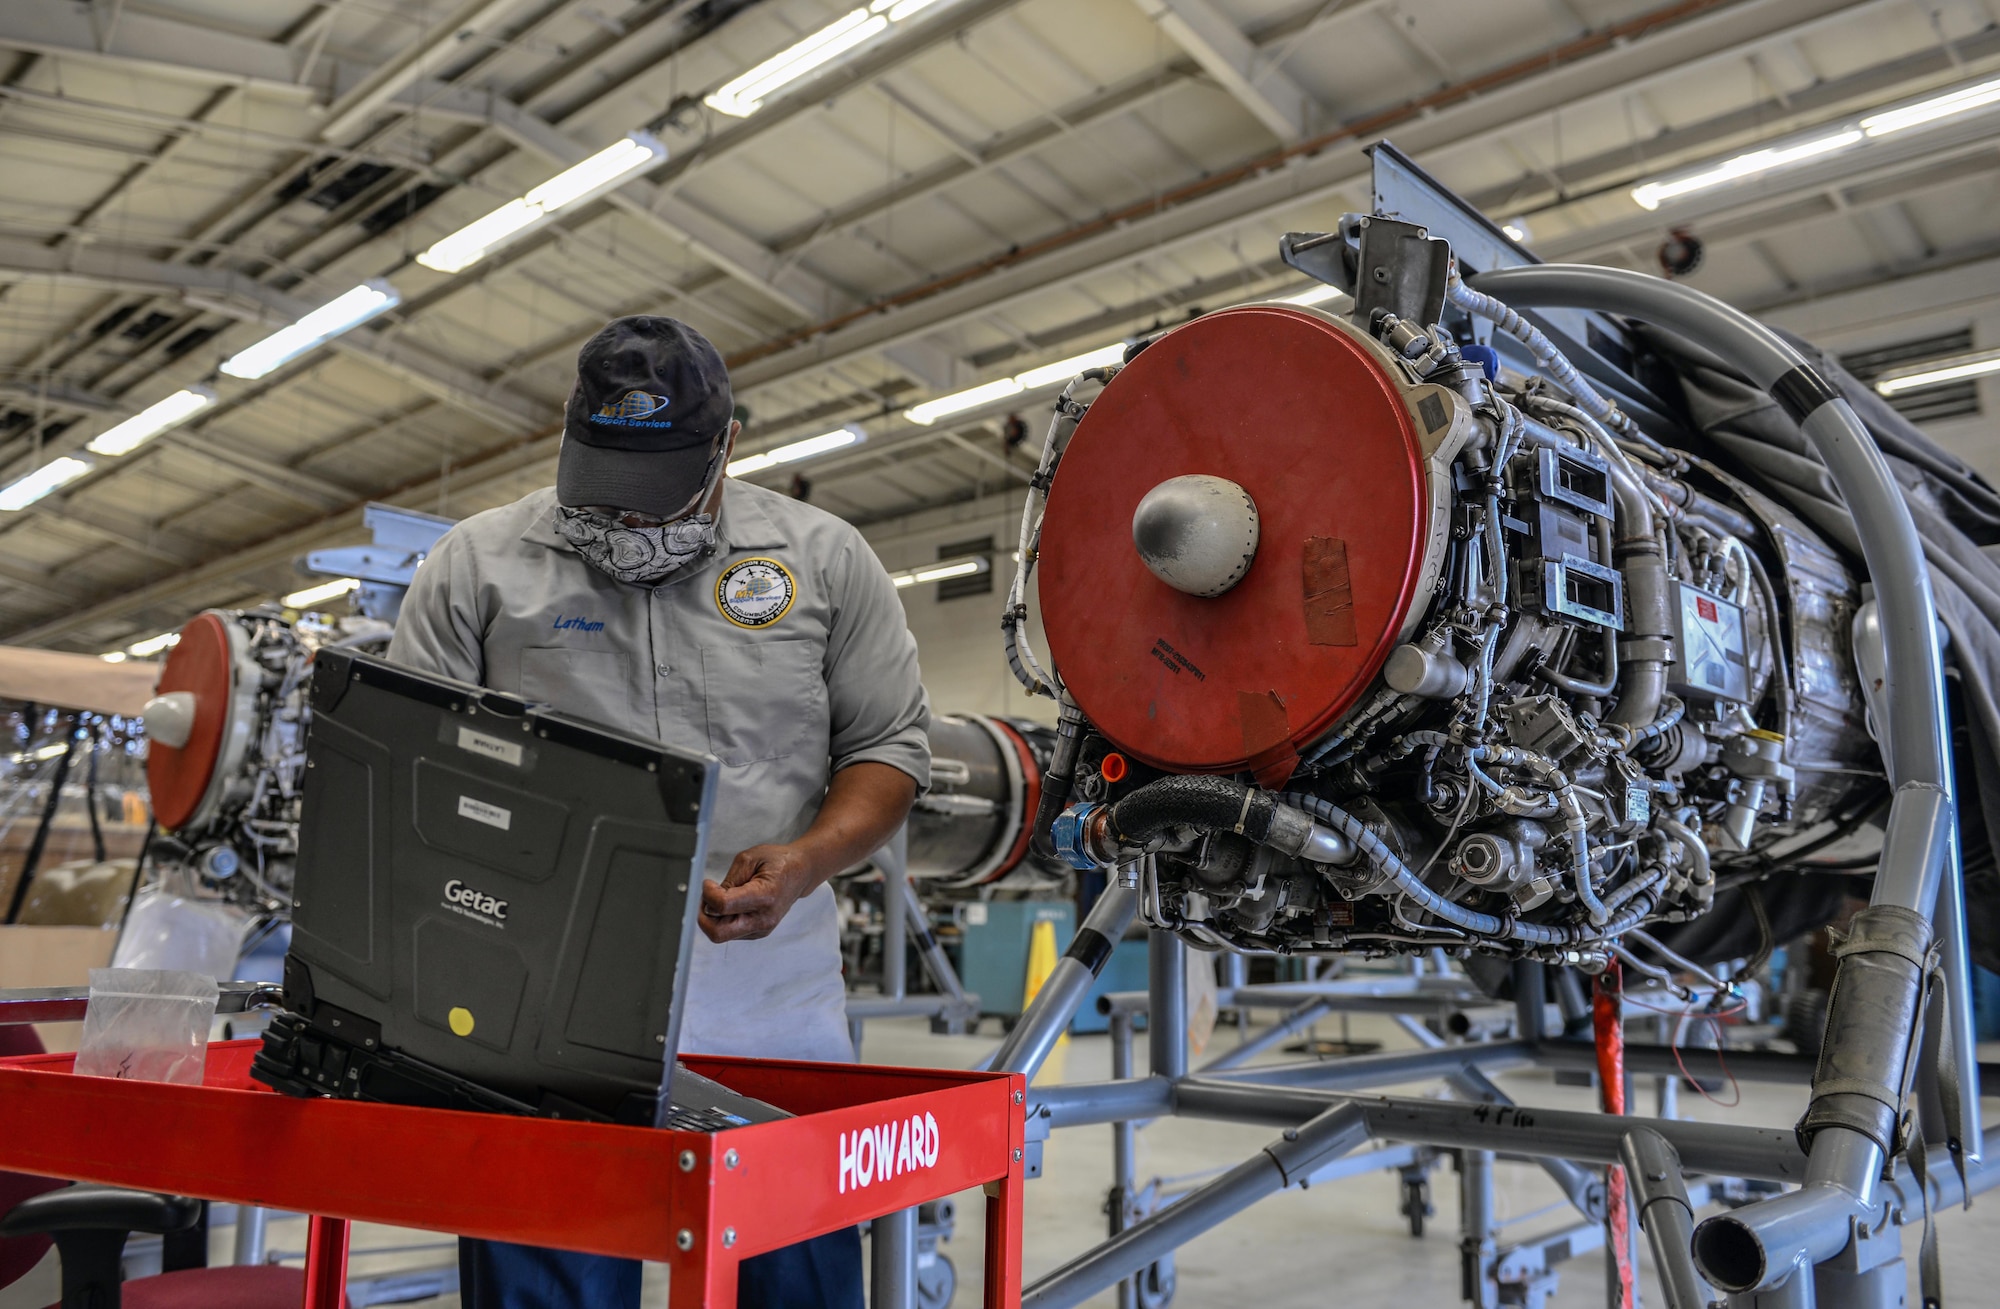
left=252, top=648, right=781, bottom=1131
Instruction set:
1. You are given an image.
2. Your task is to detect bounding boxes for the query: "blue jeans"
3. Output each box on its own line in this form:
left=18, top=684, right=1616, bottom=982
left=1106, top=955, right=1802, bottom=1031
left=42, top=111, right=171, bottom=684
left=457, top=1229, right=864, bottom=1309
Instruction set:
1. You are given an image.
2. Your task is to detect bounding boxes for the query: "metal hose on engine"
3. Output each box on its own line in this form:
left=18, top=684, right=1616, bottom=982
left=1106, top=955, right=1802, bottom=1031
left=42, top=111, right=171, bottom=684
left=1278, top=791, right=1658, bottom=947
left=1445, top=265, right=1638, bottom=441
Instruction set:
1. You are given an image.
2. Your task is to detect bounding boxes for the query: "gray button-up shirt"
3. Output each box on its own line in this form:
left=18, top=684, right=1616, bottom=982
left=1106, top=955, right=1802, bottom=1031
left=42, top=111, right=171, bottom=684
left=387, top=479, right=930, bottom=1062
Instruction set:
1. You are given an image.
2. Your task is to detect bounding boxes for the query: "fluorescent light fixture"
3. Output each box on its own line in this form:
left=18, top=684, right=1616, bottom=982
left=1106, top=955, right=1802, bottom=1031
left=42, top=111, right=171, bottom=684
left=904, top=378, right=1023, bottom=425
left=1624, top=74, right=2000, bottom=215
left=1014, top=344, right=1127, bottom=390
left=0, top=456, right=92, bottom=511
left=127, top=632, right=180, bottom=658
left=1501, top=221, right=1528, bottom=243
left=704, top=0, right=948, bottom=118
left=1874, top=348, right=2000, bottom=396
left=706, top=10, right=887, bottom=118
left=418, top=201, right=540, bottom=274
left=522, top=138, right=663, bottom=210
left=86, top=387, right=214, bottom=457
left=1862, top=74, right=2000, bottom=137
left=283, top=576, right=360, bottom=609
left=417, top=134, right=668, bottom=273
left=906, top=343, right=1129, bottom=425
left=100, top=651, right=128, bottom=663
left=888, top=556, right=989, bottom=588
left=728, top=425, right=866, bottom=478
left=21, top=742, right=69, bottom=762
left=221, top=281, right=401, bottom=380
left=1280, top=283, right=1348, bottom=308
left=1631, top=130, right=1861, bottom=211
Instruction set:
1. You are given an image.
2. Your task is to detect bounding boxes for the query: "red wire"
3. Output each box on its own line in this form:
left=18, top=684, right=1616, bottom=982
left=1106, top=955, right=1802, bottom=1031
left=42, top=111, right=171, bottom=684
left=1619, top=992, right=1749, bottom=1020
left=1670, top=1009, right=1743, bottom=1109
left=1616, top=992, right=1746, bottom=1107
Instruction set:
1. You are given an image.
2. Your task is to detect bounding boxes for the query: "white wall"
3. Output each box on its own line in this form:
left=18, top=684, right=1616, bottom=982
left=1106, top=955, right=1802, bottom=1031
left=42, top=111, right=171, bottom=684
left=859, top=488, right=1059, bottom=726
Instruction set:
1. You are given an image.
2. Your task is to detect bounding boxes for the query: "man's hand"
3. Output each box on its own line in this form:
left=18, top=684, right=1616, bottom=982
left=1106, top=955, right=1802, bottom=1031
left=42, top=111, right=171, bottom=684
left=700, top=844, right=817, bottom=943
left=698, top=761, right=917, bottom=945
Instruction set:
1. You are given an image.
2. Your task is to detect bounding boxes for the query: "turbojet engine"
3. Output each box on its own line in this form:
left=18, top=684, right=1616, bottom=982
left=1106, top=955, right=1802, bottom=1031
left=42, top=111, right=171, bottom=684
left=141, top=609, right=391, bottom=911
left=1011, top=219, right=1876, bottom=961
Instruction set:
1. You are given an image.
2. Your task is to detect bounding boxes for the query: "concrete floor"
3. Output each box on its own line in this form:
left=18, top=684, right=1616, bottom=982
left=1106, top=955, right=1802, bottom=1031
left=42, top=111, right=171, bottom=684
left=6, top=1008, right=2000, bottom=1307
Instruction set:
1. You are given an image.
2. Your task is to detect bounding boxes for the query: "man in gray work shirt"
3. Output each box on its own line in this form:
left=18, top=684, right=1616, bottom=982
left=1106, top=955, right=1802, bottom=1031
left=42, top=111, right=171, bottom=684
left=389, top=315, right=929, bottom=1309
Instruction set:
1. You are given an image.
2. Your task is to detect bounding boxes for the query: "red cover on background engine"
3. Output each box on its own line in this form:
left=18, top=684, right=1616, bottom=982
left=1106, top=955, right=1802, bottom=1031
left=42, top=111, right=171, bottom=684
left=145, top=612, right=231, bottom=831
left=1038, top=306, right=1429, bottom=781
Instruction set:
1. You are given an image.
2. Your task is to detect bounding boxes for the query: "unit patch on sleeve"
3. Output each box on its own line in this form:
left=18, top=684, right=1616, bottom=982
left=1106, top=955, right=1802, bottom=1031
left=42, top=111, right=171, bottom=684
left=716, top=556, right=797, bottom=628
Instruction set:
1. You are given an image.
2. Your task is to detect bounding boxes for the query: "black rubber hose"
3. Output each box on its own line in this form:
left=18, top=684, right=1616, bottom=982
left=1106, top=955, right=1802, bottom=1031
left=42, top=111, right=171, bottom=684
left=7, top=719, right=79, bottom=923
left=1029, top=775, right=1073, bottom=861
left=1108, top=775, right=1276, bottom=846
left=84, top=718, right=105, bottom=864
left=1030, top=700, right=1088, bottom=860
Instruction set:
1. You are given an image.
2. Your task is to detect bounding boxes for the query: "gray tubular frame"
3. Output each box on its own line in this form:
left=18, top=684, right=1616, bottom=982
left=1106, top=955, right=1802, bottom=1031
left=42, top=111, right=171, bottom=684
left=988, top=881, right=1138, bottom=1079
left=1013, top=987, right=2000, bottom=1309
left=990, top=934, right=1986, bottom=1307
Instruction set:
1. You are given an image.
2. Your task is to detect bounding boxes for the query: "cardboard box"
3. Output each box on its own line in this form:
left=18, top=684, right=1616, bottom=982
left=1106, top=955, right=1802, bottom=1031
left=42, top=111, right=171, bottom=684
left=0, top=923, right=120, bottom=1051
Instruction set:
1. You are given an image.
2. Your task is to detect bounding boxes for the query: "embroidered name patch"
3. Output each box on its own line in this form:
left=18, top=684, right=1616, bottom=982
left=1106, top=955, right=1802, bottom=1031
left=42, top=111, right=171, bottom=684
left=716, top=557, right=796, bottom=628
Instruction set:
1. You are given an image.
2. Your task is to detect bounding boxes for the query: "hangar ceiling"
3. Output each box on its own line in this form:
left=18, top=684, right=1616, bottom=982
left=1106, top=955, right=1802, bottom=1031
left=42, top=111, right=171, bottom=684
left=0, top=0, right=1996, bottom=653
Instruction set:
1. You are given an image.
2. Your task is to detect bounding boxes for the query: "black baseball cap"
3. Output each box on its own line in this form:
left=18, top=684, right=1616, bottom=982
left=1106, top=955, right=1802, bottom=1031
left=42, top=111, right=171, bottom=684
left=557, top=316, right=734, bottom=517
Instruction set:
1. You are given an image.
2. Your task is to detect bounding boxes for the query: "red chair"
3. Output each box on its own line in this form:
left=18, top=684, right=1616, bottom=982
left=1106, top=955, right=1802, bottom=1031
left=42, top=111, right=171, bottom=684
left=0, top=1025, right=325, bottom=1309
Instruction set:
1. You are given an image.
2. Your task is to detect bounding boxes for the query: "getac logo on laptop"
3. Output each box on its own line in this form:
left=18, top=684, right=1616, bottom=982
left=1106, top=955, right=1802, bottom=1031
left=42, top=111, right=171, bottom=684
left=443, top=878, right=509, bottom=926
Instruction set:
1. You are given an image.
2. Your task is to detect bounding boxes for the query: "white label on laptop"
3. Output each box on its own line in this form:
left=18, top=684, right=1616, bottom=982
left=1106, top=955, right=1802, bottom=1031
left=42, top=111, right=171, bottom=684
left=456, top=726, right=525, bottom=767
left=458, top=795, right=512, bottom=831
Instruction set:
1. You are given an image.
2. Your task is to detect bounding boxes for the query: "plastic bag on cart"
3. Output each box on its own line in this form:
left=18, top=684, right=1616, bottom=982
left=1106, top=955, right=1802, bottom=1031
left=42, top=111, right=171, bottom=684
left=73, top=967, right=221, bottom=1086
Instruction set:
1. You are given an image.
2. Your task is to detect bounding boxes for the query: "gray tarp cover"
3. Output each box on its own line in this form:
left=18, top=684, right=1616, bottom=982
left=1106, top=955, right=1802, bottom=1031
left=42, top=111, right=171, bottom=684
left=1640, top=326, right=2000, bottom=972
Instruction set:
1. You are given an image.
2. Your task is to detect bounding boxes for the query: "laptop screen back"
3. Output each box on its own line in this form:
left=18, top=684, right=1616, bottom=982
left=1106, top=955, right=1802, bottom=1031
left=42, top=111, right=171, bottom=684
left=282, top=648, right=715, bottom=1123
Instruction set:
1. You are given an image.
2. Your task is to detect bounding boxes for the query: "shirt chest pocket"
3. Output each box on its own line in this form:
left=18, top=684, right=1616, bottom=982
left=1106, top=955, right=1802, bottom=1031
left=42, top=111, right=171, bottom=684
left=700, top=639, right=823, bottom=766
left=518, top=647, right=642, bottom=732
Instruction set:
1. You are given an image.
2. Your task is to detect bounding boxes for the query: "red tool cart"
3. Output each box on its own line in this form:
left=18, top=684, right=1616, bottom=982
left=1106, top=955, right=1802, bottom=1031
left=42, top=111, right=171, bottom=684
left=0, top=1038, right=1026, bottom=1308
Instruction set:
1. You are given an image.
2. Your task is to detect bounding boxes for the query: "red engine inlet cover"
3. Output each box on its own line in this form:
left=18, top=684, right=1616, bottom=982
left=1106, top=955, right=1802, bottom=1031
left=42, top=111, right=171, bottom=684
left=145, top=612, right=234, bottom=832
left=1038, top=306, right=1429, bottom=781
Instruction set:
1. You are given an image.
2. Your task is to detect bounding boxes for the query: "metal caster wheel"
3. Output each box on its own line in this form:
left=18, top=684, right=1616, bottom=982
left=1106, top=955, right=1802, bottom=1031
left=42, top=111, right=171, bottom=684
left=916, top=1251, right=955, bottom=1309
left=1400, top=1169, right=1434, bottom=1238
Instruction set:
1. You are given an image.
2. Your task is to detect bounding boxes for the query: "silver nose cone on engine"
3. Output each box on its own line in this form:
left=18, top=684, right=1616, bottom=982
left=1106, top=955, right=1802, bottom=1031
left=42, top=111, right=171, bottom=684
left=1131, top=474, right=1260, bottom=597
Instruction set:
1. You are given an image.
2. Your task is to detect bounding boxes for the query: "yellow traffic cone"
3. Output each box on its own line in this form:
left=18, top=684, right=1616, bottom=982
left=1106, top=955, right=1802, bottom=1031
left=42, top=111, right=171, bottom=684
left=1022, top=917, right=1067, bottom=1081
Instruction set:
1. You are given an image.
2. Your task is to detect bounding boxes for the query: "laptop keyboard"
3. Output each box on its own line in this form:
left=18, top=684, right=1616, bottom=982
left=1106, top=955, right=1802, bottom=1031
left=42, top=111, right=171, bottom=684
left=661, top=1103, right=754, bottom=1133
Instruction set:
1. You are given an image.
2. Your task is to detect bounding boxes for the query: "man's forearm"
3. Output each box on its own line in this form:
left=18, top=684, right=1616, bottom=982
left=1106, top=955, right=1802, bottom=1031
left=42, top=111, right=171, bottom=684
left=790, top=761, right=918, bottom=889
left=698, top=761, right=918, bottom=941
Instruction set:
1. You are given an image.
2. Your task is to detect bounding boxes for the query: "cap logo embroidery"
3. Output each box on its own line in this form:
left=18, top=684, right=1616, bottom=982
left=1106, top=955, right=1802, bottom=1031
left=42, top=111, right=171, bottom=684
left=593, top=390, right=675, bottom=428
left=716, top=557, right=797, bottom=629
